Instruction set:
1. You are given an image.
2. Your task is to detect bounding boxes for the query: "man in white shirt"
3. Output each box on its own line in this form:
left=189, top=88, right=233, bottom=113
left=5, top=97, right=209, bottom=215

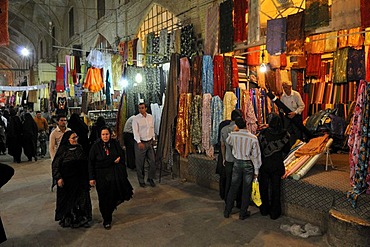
left=49, top=115, right=71, bottom=160
left=224, top=117, right=261, bottom=220
left=132, top=103, right=156, bottom=187
left=280, top=81, right=305, bottom=145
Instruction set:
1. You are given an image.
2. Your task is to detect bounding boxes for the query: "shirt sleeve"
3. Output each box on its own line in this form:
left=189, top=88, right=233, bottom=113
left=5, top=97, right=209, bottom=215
left=251, top=139, right=262, bottom=175
left=295, top=92, right=305, bottom=115
left=49, top=131, right=56, bottom=160
left=132, top=116, right=141, bottom=143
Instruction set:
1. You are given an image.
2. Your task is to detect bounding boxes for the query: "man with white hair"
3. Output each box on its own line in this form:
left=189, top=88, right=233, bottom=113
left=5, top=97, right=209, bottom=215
left=280, top=81, right=305, bottom=145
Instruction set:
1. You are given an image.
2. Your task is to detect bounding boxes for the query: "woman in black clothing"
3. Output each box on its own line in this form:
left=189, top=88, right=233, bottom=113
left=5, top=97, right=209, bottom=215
left=7, top=108, right=22, bottom=163
left=52, top=131, right=92, bottom=228
left=68, top=113, right=90, bottom=155
left=258, top=113, right=291, bottom=220
left=88, top=116, right=106, bottom=147
left=22, top=113, right=38, bottom=161
left=0, top=163, right=14, bottom=244
left=89, top=126, right=133, bottom=230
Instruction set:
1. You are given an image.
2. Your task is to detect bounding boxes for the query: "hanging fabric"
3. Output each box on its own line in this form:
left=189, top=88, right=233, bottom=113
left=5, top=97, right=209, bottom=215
left=213, top=55, right=226, bottom=99
left=347, top=47, right=365, bottom=81
left=86, top=49, right=105, bottom=68
left=247, top=47, right=260, bottom=66
left=180, top=24, right=196, bottom=58
left=361, top=0, right=370, bottom=28
left=338, top=30, right=349, bottom=49
left=190, top=55, right=203, bottom=96
left=190, top=95, right=202, bottom=150
left=210, top=96, right=224, bottom=146
left=111, top=55, right=123, bottom=90
left=202, top=93, right=214, bottom=158
left=286, top=11, right=305, bottom=55
left=348, top=27, right=365, bottom=49
left=332, top=0, right=361, bottom=30
left=248, top=0, right=260, bottom=44
left=305, top=0, right=330, bottom=31
left=179, top=57, right=190, bottom=94
left=223, top=91, right=237, bottom=120
left=219, top=0, right=234, bottom=53
left=202, top=55, right=214, bottom=95
left=56, top=66, right=65, bottom=92
left=266, top=17, right=287, bottom=55
left=324, top=31, right=338, bottom=53
left=234, top=0, right=248, bottom=42
left=333, top=48, right=349, bottom=83
left=205, top=3, right=219, bottom=56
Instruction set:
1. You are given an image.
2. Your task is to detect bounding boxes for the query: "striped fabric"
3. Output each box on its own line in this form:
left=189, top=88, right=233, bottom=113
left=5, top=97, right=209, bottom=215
left=226, top=129, right=261, bottom=174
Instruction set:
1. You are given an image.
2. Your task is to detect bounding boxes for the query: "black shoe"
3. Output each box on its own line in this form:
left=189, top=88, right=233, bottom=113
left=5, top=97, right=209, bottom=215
left=147, top=179, right=156, bottom=187
left=224, top=210, right=230, bottom=218
left=139, top=182, right=146, bottom=188
left=239, top=211, right=251, bottom=220
left=103, top=223, right=112, bottom=230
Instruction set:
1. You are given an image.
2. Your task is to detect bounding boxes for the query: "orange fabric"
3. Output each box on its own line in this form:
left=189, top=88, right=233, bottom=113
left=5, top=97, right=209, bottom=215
left=310, top=34, right=325, bottom=54
left=247, top=47, right=261, bottom=66
left=295, top=134, right=329, bottom=157
left=83, top=67, right=104, bottom=93
left=348, top=27, right=364, bottom=49
left=338, top=29, right=349, bottom=49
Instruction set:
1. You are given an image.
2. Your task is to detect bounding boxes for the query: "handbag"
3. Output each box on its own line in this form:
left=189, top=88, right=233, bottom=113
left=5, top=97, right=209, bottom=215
left=251, top=178, right=262, bottom=206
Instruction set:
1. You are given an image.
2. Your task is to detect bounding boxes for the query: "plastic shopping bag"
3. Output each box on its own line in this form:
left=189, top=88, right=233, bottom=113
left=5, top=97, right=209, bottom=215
left=251, top=178, right=262, bottom=206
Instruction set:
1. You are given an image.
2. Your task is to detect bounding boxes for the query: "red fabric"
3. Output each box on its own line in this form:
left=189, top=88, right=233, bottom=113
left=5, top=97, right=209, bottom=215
left=247, top=47, right=260, bottom=66
left=306, top=54, right=321, bottom=77
left=361, top=0, right=370, bottom=28
left=231, top=57, right=239, bottom=88
left=213, top=55, right=226, bottom=99
left=56, top=66, right=65, bottom=92
left=280, top=53, right=287, bottom=67
left=0, top=0, right=9, bottom=46
left=233, top=0, right=248, bottom=42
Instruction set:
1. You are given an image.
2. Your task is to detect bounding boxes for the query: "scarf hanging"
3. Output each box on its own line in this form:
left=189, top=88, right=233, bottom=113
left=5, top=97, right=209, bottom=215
left=204, top=4, right=220, bottom=56
left=234, top=0, right=248, bottom=42
left=305, top=0, right=330, bottom=31
left=361, top=0, right=370, bottom=28
left=219, top=0, right=234, bottom=53
left=333, top=48, right=349, bottom=83
left=332, top=0, right=361, bottom=30
left=0, top=0, right=9, bottom=46
left=266, top=18, right=287, bottom=55
left=347, top=47, right=365, bottom=81
left=286, top=11, right=305, bottom=55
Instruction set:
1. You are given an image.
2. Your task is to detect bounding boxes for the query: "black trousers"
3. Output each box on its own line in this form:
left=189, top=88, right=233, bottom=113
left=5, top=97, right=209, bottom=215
left=123, top=132, right=136, bottom=170
left=0, top=163, right=14, bottom=244
left=259, top=171, right=282, bottom=219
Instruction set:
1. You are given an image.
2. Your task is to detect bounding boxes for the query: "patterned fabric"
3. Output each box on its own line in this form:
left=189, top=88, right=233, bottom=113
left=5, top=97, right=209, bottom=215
left=179, top=57, right=190, bottom=94
left=305, top=0, right=330, bottom=31
left=286, top=12, right=305, bottom=55
left=190, top=55, right=203, bottom=95
left=242, top=90, right=258, bottom=134
left=202, top=94, right=214, bottom=158
left=347, top=48, right=365, bottom=81
left=347, top=80, right=370, bottom=207
left=223, top=92, right=237, bottom=120
left=125, top=67, right=148, bottom=117
left=145, top=32, right=154, bottom=66
left=219, top=0, right=234, bottom=53
left=333, top=48, right=349, bottom=83
left=175, top=93, right=192, bottom=157
left=266, top=18, right=286, bottom=55
left=210, top=96, right=224, bottom=145
left=213, top=55, right=226, bottom=99
left=306, top=54, right=322, bottom=77
left=348, top=80, right=366, bottom=186
left=180, top=24, right=196, bottom=58
left=310, top=34, right=325, bottom=54
left=111, top=55, right=123, bottom=90
left=145, top=67, right=161, bottom=104
left=205, top=4, right=219, bottom=56
left=190, top=95, right=202, bottom=148
left=202, top=55, right=214, bottom=94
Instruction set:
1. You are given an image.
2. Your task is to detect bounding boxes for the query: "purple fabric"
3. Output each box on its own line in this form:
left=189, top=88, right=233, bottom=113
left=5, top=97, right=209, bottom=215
left=266, top=18, right=287, bottom=55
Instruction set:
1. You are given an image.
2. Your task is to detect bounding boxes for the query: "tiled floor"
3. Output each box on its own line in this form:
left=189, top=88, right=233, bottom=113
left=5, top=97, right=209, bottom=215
left=0, top=154, right=330, bottom=247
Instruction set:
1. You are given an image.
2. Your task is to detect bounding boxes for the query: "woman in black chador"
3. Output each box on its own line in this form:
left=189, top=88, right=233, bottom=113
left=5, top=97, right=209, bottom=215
left=22, top=113, right=38, bottom=161
left=68, top=113, right=90, bottom=155
left=258, top=113, right=291, bottom=220
left=89, top=126, right=133, bottom=230
left=6, top=108, right=22, bottom=163
left=52, top=131, right=92, bottom=228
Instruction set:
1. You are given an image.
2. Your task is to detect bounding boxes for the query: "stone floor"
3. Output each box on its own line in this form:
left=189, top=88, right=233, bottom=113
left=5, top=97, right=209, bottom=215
left=0, top=153, right=331, bottom=247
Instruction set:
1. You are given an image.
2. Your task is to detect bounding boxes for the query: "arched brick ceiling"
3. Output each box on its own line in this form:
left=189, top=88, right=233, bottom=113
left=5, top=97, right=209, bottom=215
left=0, top=0, right=67, bottom=70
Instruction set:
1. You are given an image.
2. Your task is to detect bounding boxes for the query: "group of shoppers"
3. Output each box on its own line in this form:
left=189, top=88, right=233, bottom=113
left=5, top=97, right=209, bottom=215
left=51, top=102, right=156, bottom=230
left=1, top=107, right=49, bottom=163
left=220, top=81, right=303, bottom=220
